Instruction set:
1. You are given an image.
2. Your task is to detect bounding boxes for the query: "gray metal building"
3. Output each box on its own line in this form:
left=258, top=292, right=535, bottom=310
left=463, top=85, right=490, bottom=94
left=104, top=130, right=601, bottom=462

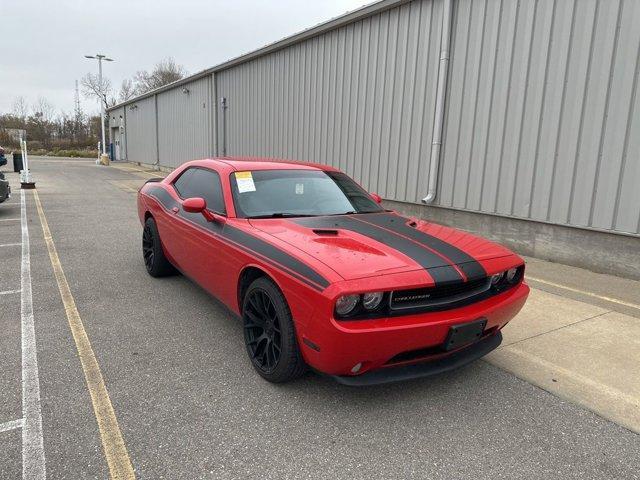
left=108, top=0, right=640, bottom=279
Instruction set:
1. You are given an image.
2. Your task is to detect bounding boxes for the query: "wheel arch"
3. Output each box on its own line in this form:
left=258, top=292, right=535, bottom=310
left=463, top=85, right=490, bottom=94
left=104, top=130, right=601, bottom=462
left=237, top=265, right=284, bottom=314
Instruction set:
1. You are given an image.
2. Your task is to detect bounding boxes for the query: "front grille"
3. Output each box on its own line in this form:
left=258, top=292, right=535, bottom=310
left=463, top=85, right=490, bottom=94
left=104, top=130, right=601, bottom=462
left=390, top=277, right=491, bottom=310
left=335, top=265, right=524, bottom=321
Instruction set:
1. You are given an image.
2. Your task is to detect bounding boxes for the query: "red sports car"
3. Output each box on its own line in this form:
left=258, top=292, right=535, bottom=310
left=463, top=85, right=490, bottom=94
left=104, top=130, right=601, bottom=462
left=137, top=158, right=529, bottom=385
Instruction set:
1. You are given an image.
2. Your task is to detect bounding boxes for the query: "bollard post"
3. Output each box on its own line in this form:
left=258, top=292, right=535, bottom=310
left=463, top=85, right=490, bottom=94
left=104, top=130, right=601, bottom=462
left=20, top=139, right=36, bottom=189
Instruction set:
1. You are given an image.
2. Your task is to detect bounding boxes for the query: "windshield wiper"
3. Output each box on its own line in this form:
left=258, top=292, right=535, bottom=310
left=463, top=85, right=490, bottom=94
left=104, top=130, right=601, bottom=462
left=248, top=213, right=318, bottom=219
left=327, top=211, right=357, bottom=216
left=329, top=210, right=383, bottom=216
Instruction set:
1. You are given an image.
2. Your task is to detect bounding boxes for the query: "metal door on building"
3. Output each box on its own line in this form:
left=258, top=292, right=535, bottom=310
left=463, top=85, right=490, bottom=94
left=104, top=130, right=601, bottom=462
left=112, top=126, right=125, bottom=161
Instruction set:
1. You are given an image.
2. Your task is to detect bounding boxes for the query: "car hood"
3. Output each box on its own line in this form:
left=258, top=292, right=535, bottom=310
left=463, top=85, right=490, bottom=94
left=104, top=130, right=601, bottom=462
left=249, top=212, right=514, bottom=282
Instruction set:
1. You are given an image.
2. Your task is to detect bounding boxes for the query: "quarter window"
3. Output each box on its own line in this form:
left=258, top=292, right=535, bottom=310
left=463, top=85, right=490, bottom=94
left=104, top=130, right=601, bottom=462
left=173, top=167, right=226, bottom=215
left=173, top=169, right=194, bottom=197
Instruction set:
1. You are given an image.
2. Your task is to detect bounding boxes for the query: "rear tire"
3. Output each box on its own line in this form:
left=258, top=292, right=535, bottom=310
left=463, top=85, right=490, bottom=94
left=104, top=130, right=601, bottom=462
left=142, top=217, right=176, bottom=277
left=242, top=277, right=307, bottom=383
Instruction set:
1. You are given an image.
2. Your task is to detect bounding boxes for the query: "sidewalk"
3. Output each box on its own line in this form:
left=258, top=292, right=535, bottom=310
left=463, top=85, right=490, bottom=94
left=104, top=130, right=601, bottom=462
left=487, top=256, right=640, bottom=434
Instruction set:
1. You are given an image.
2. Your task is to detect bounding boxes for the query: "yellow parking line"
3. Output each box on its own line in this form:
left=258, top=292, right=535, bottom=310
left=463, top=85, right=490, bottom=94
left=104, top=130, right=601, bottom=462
left=527, top=276, right=640, bottom=310
left=33, top=190, right=135, bottom=480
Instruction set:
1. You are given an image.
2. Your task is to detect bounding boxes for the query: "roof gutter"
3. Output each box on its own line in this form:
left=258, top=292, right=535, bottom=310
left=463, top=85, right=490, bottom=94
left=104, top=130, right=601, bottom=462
left=422, top=0, right=453, bottom=204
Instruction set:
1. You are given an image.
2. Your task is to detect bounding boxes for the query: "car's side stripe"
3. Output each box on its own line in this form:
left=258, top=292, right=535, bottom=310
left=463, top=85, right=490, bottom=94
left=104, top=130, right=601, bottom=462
left=217, top=232, right=326, bottom=292
left=290, top=216, right=463, bottom=285
left=144, top=190, right=326, bottom=291
left=143, top=185, right=330, bottom=291
left=360, top=213, right=487, bottom=281
left=223, top=226, right=330, bottom=289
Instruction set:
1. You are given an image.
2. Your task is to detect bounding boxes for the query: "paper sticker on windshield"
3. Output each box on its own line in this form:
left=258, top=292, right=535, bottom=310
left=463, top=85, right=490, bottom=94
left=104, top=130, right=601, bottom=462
left=235, top=171, right=256, bottom=193
left=295, top=183, right=304, bottom=195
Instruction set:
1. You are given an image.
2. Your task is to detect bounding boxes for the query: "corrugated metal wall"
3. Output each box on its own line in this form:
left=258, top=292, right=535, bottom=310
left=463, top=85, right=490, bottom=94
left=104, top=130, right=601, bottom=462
left=439, top=0, right=640, bottom=235
left=115, top=0, right=640, bottom=236
left=124, top=96, right=157, bottom=165
left=217, top=0, right=444, bottom=206
left=157, top=76, right=213, bottom=168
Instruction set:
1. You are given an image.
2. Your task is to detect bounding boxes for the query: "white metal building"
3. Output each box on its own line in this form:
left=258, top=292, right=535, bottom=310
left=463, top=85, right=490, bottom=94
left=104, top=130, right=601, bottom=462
left=108, top=0, right=640, bottom=278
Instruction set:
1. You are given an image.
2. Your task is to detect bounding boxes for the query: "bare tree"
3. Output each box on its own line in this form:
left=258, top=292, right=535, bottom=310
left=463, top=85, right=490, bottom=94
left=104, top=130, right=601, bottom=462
left=118, top=78, right=136, bottom=103
left=133, top=57, right=187, bottom=95
left=12, top=96, right=29, bottom=120
left=1, top=97, right=101, bottom=150
left=80, top=72, right=112, bottom=108
left=32, top=97, right=55, bottom=122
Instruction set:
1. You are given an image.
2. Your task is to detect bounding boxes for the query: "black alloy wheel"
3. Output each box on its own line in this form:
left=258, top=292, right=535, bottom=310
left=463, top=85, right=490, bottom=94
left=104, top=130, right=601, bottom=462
left=244, top=288, right=282, bottom=373
left=242, top=277, right=307, bottom=382
left=142, top=222, right=155, bottom=271
left=142, top=217, right=176, bottom=277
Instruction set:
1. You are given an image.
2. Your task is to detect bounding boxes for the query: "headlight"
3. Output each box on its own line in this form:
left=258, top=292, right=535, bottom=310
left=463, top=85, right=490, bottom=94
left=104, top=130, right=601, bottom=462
left=335, top=294, right=359, bottom=316
left=506, top=267, right=518, bottom=283
left=362, top=292, right=383, bottom=310
left=490, top=272, right=504, bottom=286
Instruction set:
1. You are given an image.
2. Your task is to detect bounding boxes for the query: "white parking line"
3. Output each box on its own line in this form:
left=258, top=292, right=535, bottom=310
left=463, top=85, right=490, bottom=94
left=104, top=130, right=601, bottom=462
left=0, top=218, right=20, bottom=222
left=0, top=289, right=22, bottom=295
left=20, top=189, right=46, bottom=479
left=0, top=243, right=21, bottom=247
left=0, top=418, right=24, bottom=433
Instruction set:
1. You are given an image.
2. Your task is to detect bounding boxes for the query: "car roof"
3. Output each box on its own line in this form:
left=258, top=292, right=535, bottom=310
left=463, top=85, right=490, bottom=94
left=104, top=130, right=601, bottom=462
left=195, top=157, right=340, bottom=172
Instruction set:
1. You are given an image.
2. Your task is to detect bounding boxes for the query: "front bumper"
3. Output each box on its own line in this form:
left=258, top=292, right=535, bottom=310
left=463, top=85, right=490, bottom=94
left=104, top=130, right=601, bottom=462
left=299, top=282, right=529, bottom=378
left=332, top=330, right=502, bottom=386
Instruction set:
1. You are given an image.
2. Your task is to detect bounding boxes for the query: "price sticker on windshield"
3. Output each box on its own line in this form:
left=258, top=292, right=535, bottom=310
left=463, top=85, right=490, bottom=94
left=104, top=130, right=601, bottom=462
left=295, top=183, right=304, bottom=195
left=236, top=171, right=256, bottom=193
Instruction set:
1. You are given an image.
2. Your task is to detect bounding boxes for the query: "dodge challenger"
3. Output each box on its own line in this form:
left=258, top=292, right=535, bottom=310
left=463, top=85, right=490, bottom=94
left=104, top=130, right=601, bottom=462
left=137, top=158, right=529, bottom=385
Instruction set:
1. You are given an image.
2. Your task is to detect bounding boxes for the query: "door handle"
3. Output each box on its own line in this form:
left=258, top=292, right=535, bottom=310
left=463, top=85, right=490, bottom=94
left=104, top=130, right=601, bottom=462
left=172, top=207, right=179, bottom=214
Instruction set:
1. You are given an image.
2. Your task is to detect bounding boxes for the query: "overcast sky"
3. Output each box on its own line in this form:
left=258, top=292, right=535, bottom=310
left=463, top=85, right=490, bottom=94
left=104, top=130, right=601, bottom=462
left=0, top=0, right=368, bottom=116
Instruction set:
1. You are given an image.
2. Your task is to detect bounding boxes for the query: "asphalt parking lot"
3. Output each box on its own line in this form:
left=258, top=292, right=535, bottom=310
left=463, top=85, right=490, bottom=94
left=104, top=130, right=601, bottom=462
left=1, top=157, right=639, bottom=479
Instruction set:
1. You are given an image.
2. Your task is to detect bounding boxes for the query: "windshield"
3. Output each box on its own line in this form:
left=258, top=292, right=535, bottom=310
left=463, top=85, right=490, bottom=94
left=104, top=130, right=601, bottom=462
left=230, top=169, right=384, bottom=218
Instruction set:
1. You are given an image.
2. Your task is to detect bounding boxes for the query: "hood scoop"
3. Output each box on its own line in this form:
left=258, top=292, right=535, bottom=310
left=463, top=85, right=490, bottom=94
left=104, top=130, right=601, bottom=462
left=312, top=228, right=339, bottom=235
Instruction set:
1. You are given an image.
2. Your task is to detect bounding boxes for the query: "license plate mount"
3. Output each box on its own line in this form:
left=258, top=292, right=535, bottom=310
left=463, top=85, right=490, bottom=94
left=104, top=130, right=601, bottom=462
left=444, top=318, right=487, bottom=351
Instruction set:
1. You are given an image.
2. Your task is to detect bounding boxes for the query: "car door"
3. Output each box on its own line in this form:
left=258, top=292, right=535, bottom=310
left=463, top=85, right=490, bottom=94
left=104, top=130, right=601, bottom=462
left=170, top=167, right=232, bottom=299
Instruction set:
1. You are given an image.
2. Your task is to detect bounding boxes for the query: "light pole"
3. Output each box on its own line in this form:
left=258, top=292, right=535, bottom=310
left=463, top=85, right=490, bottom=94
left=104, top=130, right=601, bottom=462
left=84, top=54, right=113, bottom=157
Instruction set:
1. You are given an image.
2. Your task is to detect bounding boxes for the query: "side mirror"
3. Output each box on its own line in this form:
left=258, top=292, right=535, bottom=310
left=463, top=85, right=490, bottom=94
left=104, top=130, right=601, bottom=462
left=370, top=193, right=382, bottom=204
left=182, top=197, right=225, bottom=223
left=182, top=197, right=206, bottom=213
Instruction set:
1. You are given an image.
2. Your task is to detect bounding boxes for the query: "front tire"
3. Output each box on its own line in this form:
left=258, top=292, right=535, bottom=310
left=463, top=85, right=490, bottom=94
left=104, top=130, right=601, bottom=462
left=242, top=277, right=307, bottom=383
left=142, top=217, right=176, bottom=277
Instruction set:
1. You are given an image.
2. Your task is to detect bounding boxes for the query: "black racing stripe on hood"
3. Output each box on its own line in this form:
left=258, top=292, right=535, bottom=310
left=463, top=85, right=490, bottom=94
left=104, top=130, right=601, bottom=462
left=143, top=185, right=330, bottom=290
left=290, top=216, right=463, bottom=285
left=361, top=213, right=487, bottom=281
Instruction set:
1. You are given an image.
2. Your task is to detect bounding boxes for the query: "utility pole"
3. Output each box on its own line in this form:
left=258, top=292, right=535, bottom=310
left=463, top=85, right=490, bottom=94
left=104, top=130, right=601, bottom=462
left=84, top=54, right=113, bottom=161
left=74, top=80, right=80, bottom=112
left=74, top=80, right=81, bottom=142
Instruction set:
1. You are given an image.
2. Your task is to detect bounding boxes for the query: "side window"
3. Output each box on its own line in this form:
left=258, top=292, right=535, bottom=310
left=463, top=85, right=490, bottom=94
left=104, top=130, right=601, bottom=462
left=173, top=168, right=194, bottom=198
left=173, top=167, right=226, bottom=215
